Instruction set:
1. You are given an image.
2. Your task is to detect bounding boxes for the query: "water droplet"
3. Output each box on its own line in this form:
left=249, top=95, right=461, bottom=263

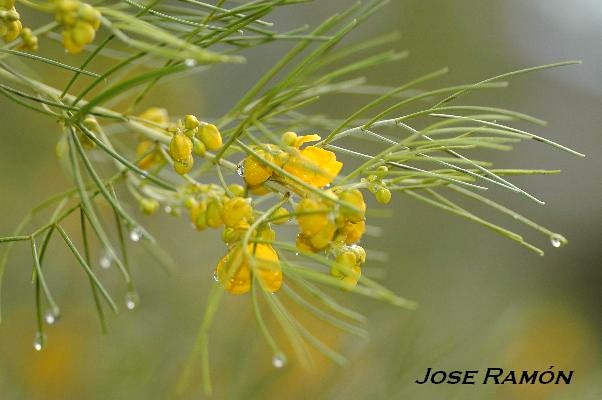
left=164, top=205, right=173, bottom=214
left=272, top=353, right=287, bottom=368
left=138, top=171, right=149, bottom=180
left=33, top=332, right=44, bottom=351
left=129, top=227, right=142, bottom=242
left=99, top=250, right=112, bottom=269
left=184, top=58, right=197, bottom=67
left=236, top=162, right=245, bottom=177
left=294, top=252, right=299, bottom=256
left=125, top=292, right=139, bottom=310
left=550, top=233, right=567, bottom=248
left=213, top=272, right=219, bottom=282
left=44, top=308, right=60, bottom=325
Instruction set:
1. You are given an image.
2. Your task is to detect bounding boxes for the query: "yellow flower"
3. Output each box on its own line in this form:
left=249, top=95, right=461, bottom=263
left=295, top=198, right=330, bottom=236
left=331, top=251, right=361, bottom=290
left=340, top=220, right=365, bottom=244
left=222, top=197, right=252, bottom=227
left=309, top=220, right=336, bottom=250
left=215, top=244, right=282, bottom=294
left=338, top=189, right=366, bottom=223
left=284, top=146, right=342, bottom=187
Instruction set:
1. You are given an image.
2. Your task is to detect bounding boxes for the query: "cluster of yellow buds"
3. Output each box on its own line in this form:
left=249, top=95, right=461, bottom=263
left=294, top=189, right=367, bottom=288
left=0, top=0, right=22, bottom=43
left=54, top=0, right=101, bottom=54
left=215, top=243, right=281, bottom=294
left=18, top=27, right=38, bottom=51
left=364, top=166, right=392, bottom=205
left=167, top=114, right=222, bottom=175
left=181, top=182, right=281, bottom=294
left=186, top=188, right=252, bottom=232
left=242, top=131, right=343, bottom=192
left=330, top=245, right=366, bottom=289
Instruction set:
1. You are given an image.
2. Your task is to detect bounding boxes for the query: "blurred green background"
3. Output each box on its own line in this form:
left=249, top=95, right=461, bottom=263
left=0, top=0, right=600, bottom=399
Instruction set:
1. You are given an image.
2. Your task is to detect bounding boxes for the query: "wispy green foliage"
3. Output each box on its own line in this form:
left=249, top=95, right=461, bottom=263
left=0, top=0, right=582, bottom=396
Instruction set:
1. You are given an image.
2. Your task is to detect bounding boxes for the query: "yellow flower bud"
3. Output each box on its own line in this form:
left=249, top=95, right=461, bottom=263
left=193, top=139, right=206, bottom=157
left=173, top=154, right=194, bottom=175
left=281, top=131, right=297, bottom=146
left=71, top=20, right=95, bottom=45
left=197, top=123, right=222, bottom=151
left=184, top=114, right=200, bottom=130
left=3, top=19, right=21, bottom=42
left=295, top=198, right=329, bottom=236
left=375, top=187, right=392, bottom=204
left=183, top=197, right=197, bottom=210
left=331, top=251, right=361, bottom=289
left=169, top=132, right=193, bottom=163
left=78, top=3, right=100, bottom=30
left=139, top=198, right=159, bottom=215
left=18, top=27, right=38, bottom=51
left=338, top=189, right=366, bottom=223
left=341, top=220, right=365, bottom=244
left=206, top=200, right=223, bottom=228
left=243, top=150, right=273, bottom=187
left=309, top=220, right=335, bottom=250
left=222, top=220, right=250, bottom=244
left=190, top=200, right=207, bottom=230
left=222, top=197, right=252, bottom=227
left=62, top=30, right=84, bottom=54
left=227, top=184, right=245, bottom=197
left=271, top=207, right=290, bottom=225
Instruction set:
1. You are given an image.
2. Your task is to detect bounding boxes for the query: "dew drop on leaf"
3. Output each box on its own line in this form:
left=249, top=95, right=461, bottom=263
left=125, top=292, right=139, bottom=310
left=272, top=353, right=287, bottom=368
left=44, top=308, right=60, bottom=325
left=550, top=233, right=567, bottom=248
left=129, top=227, right=142, bottom=242
left=99, top=251, right=112, bottom=269
left=33, top=332, right=44, bottom=351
